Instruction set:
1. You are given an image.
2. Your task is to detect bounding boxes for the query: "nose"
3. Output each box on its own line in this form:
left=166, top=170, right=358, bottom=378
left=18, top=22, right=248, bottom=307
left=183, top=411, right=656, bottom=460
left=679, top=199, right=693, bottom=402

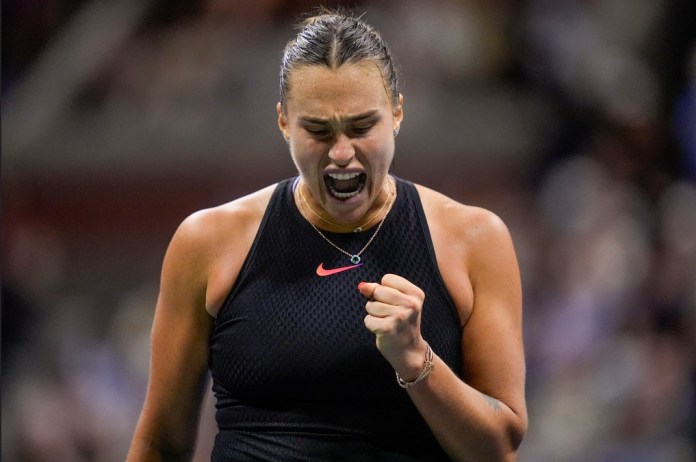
left=328, top=133, right=355, bottom=166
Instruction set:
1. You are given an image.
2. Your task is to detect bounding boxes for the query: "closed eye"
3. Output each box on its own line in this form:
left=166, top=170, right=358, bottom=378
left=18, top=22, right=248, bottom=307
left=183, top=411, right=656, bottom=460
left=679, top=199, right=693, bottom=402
left=305, top=126, right=331, bottom=138
left=299, top=112, right=380, bottom=139
left=349, top=124, right=374, bottom=137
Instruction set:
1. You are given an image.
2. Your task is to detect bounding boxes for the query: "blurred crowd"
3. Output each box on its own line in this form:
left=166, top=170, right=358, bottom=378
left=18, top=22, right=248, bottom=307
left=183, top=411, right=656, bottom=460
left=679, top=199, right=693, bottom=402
left=3, top=1, right=695, bottom=461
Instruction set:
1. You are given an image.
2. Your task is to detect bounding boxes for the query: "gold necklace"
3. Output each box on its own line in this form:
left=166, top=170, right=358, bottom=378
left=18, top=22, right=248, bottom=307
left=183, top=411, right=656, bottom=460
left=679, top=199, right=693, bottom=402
left=298, top=182, right=391, bottom=233
left=295, top=178, right=396, bottom=264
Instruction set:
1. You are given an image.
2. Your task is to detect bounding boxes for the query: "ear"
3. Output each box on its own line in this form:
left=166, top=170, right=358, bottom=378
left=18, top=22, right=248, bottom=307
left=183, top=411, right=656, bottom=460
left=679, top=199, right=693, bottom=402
left=392, top=93, right=404, bottom=135
left=277, top=102, right=290, bottom=141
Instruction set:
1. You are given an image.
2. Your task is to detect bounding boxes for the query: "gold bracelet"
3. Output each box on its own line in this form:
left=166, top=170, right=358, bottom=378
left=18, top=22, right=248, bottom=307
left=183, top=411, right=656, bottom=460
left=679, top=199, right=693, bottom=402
left=395, top=342, right=434, bottom=389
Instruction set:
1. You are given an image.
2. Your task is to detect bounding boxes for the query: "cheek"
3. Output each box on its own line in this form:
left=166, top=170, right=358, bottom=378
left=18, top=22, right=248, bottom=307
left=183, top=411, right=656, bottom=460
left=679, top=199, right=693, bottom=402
left=291, top=139, right=325, bottom=161
left=289, top=142, right=324, bottom=173
left=364, top=134, right=395, bottom=164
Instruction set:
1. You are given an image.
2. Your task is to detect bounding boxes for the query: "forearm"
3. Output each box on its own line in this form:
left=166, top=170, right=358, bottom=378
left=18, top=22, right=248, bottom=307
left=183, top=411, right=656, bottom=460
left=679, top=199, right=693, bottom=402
left=126, top=396, right=205, bottom=462
left=126, top=432, right=194, bottom=462
left=404, top=355, right=527, bottom=462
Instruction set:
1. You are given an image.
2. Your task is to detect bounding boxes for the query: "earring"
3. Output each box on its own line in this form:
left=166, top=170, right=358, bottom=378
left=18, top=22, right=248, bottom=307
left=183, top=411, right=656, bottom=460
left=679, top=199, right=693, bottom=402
left=393, top=129, right=399, bottom=138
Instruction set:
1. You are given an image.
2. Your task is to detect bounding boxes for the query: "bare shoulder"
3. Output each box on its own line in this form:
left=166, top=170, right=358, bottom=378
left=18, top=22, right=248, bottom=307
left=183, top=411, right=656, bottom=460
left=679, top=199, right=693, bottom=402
left=413, top=183, right=516, bottom=323
left=173, top=184, right=277, bottom=251
left=164, top=183, right=278, bottom=316
left=414, top=183, right=512, bottom=249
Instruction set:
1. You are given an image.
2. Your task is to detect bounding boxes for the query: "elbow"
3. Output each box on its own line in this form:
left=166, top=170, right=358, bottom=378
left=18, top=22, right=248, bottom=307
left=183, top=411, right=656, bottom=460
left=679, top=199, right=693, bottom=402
left=449, top=416, right=528, bottom=462
left=482, top=433, right=526, bottom=462
left=127, top=433, right=195, bottom=462
left=473, top=414, right=528, bottom=462
left=509, top=413, right=528, bottom=451
left=498, top=413, right=528, bottom=461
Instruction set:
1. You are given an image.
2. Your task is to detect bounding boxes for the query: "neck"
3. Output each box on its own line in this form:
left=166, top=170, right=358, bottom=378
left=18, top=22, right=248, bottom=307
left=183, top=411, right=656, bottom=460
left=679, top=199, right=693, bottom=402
left=296, top=176, right=394, bottom=233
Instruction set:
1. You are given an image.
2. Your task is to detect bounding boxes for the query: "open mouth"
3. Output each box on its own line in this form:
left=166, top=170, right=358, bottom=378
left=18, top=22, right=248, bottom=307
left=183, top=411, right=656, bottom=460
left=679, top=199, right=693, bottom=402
left=324, top=172, right=366, bottom=199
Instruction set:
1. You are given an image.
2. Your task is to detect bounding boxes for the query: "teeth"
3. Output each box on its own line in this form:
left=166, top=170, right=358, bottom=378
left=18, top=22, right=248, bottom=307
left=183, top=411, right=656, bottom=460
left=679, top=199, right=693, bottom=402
left=331, top=189, right=361, bottom=198
left=325, top=171, right=365, bottom=199
left=328, top=172, right=361, bottom=180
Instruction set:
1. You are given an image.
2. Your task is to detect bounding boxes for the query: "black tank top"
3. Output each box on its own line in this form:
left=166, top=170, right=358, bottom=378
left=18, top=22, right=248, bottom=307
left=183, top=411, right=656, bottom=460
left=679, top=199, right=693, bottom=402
left=209, top=176, right=461, bottom=461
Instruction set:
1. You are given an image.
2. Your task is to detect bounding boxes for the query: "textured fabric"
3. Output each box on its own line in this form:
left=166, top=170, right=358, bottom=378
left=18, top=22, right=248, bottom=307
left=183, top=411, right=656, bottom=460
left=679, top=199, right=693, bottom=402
left=209, top=176, right=461, bottom=461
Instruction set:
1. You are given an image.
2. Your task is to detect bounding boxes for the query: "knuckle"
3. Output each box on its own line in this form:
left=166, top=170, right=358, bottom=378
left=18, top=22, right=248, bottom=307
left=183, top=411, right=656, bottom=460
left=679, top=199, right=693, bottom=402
left=381, top=319, right=397, bottom=334
left=394, top=311, right=409, bottom=324
left=381, top=273, right=398, bottom=286
left=404, top=295, right=422, bottom=311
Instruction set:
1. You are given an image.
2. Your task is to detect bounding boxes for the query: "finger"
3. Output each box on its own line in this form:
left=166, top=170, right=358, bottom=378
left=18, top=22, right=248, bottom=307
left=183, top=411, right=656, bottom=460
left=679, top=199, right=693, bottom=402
left=365, top=299, right=401, bottom=318
left=359, top=281, right=407, bottom=306
left=364, top=313, right=398, bottom=335
left=380, top=274, right=425, bottom=300
left=359, top=283, right=397, bottom=318
left=357, top=281, right=377, bottom=299
left=366, top=302, right=420, bottom=332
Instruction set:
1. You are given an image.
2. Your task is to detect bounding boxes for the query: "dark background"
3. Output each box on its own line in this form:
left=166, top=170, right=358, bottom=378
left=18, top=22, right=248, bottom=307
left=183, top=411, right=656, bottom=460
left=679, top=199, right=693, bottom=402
left=3, top=1, right=696, bottom=460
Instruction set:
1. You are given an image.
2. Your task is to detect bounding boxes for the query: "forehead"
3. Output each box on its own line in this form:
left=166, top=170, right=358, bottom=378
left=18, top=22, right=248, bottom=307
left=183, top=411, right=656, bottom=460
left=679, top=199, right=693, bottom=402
left=286, top=62, right=391, bottom=118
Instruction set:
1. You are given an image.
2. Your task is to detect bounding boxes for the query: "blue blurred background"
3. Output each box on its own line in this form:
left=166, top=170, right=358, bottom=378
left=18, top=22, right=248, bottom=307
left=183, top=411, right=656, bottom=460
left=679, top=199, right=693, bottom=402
left=2, top=1, right=695, bottom=461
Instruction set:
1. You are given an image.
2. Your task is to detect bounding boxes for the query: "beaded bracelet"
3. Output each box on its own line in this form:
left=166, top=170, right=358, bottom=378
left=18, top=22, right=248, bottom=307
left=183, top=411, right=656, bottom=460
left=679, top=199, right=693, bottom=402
left=395, top=342, right=434, bottom=389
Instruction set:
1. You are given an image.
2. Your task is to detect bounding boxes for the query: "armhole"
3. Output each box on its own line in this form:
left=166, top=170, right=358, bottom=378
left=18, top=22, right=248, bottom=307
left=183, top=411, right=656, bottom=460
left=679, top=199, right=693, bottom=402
left=406, top=180, right=462, bottom=327
left=214, top=180, right=287, bottom=321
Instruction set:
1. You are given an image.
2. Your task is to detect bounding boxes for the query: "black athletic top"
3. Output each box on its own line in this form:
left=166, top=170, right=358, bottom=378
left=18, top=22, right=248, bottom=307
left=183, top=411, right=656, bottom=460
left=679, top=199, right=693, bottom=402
left=209, top=176, right=462, bottom=461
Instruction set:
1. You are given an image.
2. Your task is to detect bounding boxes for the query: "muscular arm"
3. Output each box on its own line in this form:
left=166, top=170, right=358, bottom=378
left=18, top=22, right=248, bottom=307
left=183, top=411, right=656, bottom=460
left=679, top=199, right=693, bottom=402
left=361, top=202, right=527, bottom=461
left=126, top=186, right=272, bottom=461
left=126, top=213, right=216, bottom=461
left=413, top=208, right=526, bottom=461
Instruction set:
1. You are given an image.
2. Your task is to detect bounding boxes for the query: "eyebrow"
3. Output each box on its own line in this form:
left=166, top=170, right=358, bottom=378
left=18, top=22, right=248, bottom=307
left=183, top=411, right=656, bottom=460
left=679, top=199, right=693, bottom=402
left=298, top=110, right=379, bottom=125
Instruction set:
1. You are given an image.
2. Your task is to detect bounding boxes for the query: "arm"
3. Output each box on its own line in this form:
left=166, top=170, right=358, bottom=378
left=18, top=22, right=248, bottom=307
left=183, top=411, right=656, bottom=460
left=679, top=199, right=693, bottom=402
left=360, top=209, right=527, bottom=462
left=127, top=213, right=216, bottom=462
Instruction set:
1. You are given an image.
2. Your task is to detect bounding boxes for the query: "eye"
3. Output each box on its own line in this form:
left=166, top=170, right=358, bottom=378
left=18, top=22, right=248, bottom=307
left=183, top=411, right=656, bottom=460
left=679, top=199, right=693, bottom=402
left=305, top=126, right=331, bottom=138
left=349, top=124, right=374, bottom=136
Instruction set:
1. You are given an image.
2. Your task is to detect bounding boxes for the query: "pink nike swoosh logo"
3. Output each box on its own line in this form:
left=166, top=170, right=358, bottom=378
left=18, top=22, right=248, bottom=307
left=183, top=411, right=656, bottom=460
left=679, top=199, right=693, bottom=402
left=316, top=262, right=363, bottom=276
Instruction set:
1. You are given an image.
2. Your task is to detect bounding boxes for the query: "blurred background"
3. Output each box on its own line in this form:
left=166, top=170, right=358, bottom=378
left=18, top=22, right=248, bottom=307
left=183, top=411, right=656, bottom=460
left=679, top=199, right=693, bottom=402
left=2, top=0, right=695, bottom=461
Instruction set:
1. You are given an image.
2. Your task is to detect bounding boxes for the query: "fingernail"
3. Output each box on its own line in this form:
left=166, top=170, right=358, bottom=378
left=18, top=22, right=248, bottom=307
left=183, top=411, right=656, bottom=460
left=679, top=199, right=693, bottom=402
left=358, top=282, right=365, bottom=290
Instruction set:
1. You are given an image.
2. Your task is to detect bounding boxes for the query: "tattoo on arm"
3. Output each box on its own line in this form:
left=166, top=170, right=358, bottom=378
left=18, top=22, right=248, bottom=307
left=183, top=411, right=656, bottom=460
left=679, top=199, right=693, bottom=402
left=480, top=391, right=502, bottom=414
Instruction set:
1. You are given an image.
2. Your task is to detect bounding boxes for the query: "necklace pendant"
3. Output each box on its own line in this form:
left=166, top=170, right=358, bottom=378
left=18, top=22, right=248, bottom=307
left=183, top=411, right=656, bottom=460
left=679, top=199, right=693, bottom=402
left=353, top=227, right=363, bottom=233
left=350, top=255, right=361, bottom=264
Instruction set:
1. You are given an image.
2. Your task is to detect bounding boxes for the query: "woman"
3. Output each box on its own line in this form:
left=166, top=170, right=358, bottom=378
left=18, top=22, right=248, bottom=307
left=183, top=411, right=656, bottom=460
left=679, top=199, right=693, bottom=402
left=127, top=9, right=527, bottom=462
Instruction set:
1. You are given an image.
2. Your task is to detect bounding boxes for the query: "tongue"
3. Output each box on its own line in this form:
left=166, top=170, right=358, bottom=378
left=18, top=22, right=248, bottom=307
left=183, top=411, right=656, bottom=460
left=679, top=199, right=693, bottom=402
left=332, top=177, right=361, bottom=193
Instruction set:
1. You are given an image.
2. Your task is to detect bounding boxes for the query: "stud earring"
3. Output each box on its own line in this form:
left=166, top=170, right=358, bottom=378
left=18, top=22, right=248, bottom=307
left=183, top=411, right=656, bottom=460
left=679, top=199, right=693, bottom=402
left=393, top=129, right=399, bottom=138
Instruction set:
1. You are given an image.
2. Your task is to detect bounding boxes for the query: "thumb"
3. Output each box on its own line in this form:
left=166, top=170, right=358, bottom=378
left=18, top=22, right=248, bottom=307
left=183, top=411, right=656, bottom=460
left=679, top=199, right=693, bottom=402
left=357, top=281, right=378, bottom=299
